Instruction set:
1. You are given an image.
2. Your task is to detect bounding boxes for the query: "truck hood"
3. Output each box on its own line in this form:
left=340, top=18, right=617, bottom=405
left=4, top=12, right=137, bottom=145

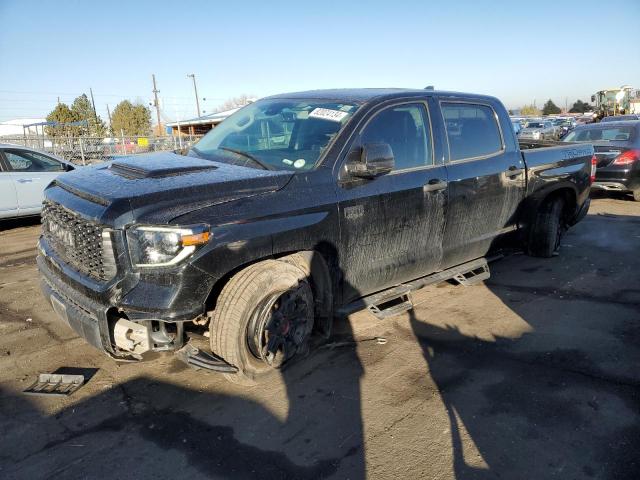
left=50, top=152, right=293, bottom=225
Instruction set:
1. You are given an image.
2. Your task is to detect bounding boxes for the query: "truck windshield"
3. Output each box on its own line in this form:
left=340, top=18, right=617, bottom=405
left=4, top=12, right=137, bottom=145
left=192, top=99, right=358, bottom=171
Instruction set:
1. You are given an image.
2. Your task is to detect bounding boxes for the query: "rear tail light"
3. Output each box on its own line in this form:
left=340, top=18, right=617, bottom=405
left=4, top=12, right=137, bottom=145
left=590, top=155, right=597, bottom=183
left=613, top=149, right=640, bottom=166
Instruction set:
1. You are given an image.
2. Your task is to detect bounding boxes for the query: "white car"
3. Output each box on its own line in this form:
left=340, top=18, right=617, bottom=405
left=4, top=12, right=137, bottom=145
left=0, top=144, right=75, bottom=219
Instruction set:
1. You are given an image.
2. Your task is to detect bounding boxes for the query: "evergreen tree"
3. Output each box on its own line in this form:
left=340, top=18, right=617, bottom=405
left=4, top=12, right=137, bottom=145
left=542, top=99, right=561, bottom=115
left=71, top=94, right=106, bottom=136
left=111, top=100, right=152, bottom=136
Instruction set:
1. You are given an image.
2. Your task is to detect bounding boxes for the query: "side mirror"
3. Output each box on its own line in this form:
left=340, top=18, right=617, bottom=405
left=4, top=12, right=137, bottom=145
left=346, top=143, right=394, bottom=179
left=591, top=95, right=596, bottom=102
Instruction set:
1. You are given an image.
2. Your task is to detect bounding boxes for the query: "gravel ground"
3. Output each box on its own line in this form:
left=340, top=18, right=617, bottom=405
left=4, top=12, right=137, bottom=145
left=0, top=195, right=639, bottom=480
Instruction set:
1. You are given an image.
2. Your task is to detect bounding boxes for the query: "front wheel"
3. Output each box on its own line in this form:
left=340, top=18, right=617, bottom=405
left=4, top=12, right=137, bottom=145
left=527, top=197, right=565, bottom=258
left=209, top=260, right=314, bottom=385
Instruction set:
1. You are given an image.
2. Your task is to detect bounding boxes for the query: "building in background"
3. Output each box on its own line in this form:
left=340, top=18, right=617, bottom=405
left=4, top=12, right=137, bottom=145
left=0, top=118, right=46, bottom=137
left=166, top=107, right=239, bottom=136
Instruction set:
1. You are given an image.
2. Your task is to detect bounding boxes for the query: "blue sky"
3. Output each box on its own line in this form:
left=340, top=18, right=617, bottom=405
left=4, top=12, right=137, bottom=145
left=0, top=0, right=639, bottom=123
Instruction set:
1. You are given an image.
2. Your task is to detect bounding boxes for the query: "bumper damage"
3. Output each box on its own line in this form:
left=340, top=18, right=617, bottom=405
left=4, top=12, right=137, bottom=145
left=38, top=244, right=237, bottom=373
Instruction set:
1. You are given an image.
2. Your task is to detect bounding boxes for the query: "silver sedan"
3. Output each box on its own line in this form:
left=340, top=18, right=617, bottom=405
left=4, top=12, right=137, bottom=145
left=518, top=121, right=558, bottom=141
left=0, top=144, right=75, bottom=219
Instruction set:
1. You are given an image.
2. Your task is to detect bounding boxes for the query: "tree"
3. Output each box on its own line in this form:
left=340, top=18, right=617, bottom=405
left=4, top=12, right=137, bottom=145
left=542, top=99, right=561, bottom=115
left=45, top=103, right=79, bottom=137
left=71, top=94, right=106, bottom=136
left=520, top=104, right=541, bottom=116
left=569, top=99, right=593, bottom=113
left=110, top=100, right=152, bottom=136
left=216, top=94, right=254, bottom=112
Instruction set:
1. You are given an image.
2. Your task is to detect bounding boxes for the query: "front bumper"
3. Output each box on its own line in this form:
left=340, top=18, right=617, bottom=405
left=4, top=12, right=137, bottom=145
left=38, top=253, right=115, bottom=355
left=37, top=235, right=216, bottom=358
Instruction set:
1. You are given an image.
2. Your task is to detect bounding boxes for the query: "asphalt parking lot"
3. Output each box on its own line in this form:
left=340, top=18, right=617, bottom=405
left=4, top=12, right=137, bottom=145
left=0, top=196, right=639, bottom=480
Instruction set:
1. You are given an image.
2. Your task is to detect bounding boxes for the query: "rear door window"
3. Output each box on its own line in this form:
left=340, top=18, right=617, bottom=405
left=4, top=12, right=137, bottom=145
left=442, top=103, right=503, bottom=161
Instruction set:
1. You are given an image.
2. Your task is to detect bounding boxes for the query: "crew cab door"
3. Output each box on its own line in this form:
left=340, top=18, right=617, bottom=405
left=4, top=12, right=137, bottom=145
left=1, top=149, right=67, bottom=214
left=437, top=101, right=526, bottom=268
left=336, top=101, right=448, bottom=303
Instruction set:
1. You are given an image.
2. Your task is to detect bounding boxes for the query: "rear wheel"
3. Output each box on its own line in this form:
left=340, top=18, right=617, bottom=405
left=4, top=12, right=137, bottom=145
left=209, top=260, right=314, bottom=385
left=527, top=197, right=565, bottom=258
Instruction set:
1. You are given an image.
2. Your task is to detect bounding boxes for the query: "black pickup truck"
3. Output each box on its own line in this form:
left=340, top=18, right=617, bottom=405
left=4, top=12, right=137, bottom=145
left=37, top=89, right=595, bottom=383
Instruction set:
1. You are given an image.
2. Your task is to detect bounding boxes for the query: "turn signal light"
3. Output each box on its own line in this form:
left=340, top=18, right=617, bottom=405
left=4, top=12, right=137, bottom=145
left=181, top=231, right=211, bottom=246
left=590, top=155, right=597, bottom=184
left=613, top=149, right=640, bottom=166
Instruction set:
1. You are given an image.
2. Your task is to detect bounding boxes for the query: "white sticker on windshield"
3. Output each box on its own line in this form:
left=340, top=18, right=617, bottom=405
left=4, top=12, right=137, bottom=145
left=309, top=108, right=349, bottom=122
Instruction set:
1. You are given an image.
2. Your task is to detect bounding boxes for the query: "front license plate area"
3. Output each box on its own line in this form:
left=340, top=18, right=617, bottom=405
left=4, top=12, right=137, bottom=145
left=50, top=294, right=69, bottom=325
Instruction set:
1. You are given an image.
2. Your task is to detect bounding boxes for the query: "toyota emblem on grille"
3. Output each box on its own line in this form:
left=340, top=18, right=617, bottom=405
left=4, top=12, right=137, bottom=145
left=49, top=222, right=76, bottom=248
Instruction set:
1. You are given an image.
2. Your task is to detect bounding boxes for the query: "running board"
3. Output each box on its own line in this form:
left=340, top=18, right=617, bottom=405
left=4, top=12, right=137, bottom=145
left=451, top=261, right=490, bottom=286
left=337, top=257, right=491, bottom=319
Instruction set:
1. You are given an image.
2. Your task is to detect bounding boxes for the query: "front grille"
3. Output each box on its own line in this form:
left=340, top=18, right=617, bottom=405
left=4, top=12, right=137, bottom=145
left=41, top=201, right=117, bottom=282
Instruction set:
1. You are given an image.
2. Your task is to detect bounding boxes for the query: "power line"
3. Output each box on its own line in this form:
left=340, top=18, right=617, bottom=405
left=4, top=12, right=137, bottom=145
left=0, top=89, right=224, bottom=101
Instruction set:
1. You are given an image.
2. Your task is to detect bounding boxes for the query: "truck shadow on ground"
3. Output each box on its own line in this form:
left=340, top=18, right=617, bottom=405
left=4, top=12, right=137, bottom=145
left=1, top=248, right=368, bottom=479
left=1, top=328, right=366, bottom=479
left=408, top=212, right=640, bottom=479
left=3, top=215, right=640, bottom=479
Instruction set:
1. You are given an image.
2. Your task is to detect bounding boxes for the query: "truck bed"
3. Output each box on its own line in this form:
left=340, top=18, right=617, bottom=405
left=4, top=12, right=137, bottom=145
left=518, top=139, right=594, bottom=198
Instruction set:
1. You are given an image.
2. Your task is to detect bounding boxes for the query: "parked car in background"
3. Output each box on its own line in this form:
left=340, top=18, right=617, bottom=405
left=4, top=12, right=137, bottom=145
left=576, top=115, right=596, bottom=125
left=557, top=118, right=577, bottom=138
left=600, top=114, right=640, bottom=123
left=563, top=120, right=640, bottom=201
left=0, top=144, right=75, bottom=219
left=519, top=120, right=558, bottom=140
left=512, top=120, right=522, bottom=135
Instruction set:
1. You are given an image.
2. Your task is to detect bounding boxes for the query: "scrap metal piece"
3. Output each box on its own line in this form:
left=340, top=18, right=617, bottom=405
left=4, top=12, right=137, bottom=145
left=175, top=343, right=238, bottom=373
left=24, top=373, right=85, bottom=397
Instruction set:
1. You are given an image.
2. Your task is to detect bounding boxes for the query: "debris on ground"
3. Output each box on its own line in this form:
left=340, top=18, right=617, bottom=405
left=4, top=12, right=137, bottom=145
left=23, top=373, right=86, bottom=396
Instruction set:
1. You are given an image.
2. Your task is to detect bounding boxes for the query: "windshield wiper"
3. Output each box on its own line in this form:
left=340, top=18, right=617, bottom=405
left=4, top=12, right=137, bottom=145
left=218, top=147, right=272, bottom=170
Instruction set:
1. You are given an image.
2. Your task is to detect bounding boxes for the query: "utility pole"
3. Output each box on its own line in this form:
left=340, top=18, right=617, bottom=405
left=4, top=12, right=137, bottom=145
left=152, top=74, right=163, bottom=135
left=187, top=74, right=201, bottom=118
left=106, top=104, right=112, bottom=134
left=89, top=88, right=99, bottom=124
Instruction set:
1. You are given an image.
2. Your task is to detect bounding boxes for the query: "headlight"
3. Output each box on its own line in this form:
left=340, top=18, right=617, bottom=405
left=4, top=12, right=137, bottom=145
left=126, top=225, right=210, bottom=268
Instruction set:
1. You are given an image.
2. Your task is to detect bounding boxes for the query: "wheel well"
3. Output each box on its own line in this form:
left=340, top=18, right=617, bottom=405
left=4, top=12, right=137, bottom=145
left=539, top=188, right=577, bottom=223
left=203, top=250, right=335, bottom=338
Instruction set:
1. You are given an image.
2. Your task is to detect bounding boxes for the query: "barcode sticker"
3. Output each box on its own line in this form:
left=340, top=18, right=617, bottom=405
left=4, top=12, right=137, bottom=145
left=308, top=108, right=349, bottom=122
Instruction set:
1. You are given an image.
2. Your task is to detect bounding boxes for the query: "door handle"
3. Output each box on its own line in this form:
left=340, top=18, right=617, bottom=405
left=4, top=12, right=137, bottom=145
left=423, top=178, right=448, bottom=192
left=16, top=178, right=33, bottom=183
left=505, top=166, right=524, bottom=177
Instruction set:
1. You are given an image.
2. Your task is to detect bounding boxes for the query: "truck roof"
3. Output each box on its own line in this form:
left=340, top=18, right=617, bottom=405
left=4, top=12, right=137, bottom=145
left=266, top=88, right=499, bottom=105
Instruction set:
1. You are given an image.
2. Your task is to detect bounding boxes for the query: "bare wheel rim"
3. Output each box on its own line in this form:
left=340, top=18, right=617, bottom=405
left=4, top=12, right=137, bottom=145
left=246, top=285, right=311, bottom=368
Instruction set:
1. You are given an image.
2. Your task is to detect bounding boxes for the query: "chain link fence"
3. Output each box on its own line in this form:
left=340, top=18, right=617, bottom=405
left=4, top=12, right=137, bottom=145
left=0, top=134, right=203, bottom=164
